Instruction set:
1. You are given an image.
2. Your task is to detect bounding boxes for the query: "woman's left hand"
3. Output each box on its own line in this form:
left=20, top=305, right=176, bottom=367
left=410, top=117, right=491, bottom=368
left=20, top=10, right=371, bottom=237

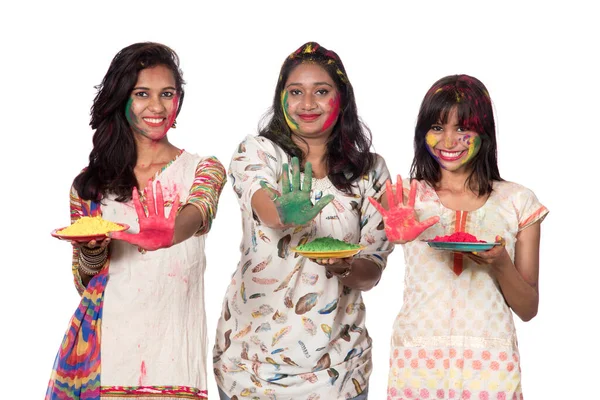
left=465, top=236, right=510, bottom=268
left=110, top=180, right=181, bottom=251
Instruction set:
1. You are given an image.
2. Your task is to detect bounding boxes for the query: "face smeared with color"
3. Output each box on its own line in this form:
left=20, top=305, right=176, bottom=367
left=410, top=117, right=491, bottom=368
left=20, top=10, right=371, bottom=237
left=281, top=63, right=340, bottom=138
left=126, top=65, right=179, bottom=141
left=425, top=107, right=482, bottom=172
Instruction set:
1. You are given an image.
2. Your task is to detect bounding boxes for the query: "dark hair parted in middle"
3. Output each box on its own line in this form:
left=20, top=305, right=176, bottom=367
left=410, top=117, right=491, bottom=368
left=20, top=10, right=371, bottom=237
left=74, top=42, right=185, bottom=202
left=410, top=74, right=503, bottom=196
left=259, top=42, right=374, bottom=193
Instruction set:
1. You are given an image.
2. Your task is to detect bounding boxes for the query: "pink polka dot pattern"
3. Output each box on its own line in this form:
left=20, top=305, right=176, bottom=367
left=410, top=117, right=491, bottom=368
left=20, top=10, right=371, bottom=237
left=388, top=347, right=523, bottom=399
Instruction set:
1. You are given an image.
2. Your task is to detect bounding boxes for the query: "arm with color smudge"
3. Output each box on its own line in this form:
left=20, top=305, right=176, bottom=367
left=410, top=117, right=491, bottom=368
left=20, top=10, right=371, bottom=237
left=368, top=175, right=440, bottom=244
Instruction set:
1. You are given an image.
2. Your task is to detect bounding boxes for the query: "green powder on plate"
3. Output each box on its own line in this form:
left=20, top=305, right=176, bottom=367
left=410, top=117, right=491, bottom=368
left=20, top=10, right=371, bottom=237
left=296, top=237, right=361, bottom=251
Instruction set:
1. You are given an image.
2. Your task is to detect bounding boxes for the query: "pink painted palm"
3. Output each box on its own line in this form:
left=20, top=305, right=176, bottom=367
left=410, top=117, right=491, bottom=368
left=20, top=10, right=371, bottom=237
left=110, top=180, right=180, bottom=251
left=368, top=175, right=439, bottom=244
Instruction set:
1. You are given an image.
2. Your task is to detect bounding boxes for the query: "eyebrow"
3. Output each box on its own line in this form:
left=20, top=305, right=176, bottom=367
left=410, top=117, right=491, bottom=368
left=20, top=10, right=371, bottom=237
left=285, top=82, right=334, bottom=89
left=132, top=86, right=177, bottom=91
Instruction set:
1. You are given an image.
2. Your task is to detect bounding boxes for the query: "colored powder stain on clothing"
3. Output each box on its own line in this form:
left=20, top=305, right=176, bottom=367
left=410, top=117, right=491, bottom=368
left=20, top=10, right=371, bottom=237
left=138, top=361, right=147, bottom=386
left=58, top=216, right=124, bottom=235
left=431, top=232, right=486, bottom=243
left=296, top=237, right=361, bottom=251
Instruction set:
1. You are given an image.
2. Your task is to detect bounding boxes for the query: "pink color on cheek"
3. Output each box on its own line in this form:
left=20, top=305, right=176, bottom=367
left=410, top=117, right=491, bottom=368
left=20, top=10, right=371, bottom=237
left=163, top=94, right=179, bottom=136
left=321, top=94, right=340, bottom=132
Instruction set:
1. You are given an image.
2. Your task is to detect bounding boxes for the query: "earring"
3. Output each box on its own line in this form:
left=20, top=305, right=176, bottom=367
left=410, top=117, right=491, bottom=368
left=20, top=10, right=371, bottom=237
left=171, top=119, right=177, bottom=129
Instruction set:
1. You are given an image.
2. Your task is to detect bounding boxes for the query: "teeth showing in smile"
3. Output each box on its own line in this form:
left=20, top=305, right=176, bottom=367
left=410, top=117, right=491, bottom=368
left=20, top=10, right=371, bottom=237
left=440, top=150, right=463, bottom=158
left=143, top=118, right=164, bottom=124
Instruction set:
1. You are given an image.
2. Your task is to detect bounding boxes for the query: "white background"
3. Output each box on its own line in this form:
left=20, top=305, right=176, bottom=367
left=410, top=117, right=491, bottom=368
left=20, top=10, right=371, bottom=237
left=1, top=1, right=597, bottom=398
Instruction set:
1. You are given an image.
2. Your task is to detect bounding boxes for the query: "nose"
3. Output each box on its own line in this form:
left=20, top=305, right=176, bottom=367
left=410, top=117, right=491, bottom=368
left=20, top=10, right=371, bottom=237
left=148, top=95, right=166, bottom=113
left=302, top=93, right=316, bottom=110
left=442, top=132, right=458, bottom=148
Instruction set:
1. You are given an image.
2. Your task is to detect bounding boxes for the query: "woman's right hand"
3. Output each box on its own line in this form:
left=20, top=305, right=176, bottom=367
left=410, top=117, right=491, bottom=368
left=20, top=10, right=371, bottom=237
left=368, top=174, right=439, bottom=244
left=261, top=157, right=334, bottom=227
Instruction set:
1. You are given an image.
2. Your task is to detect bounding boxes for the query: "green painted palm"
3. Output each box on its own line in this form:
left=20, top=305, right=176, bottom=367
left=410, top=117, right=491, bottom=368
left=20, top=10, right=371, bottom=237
left=261, top=157, right=334, bottom=226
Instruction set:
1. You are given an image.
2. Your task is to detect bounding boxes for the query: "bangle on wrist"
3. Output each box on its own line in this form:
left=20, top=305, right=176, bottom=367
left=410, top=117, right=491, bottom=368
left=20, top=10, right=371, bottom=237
left=78, top=249, right=108, bottom=276
left=79, top=252, right=107, bottom=266
left=78, top=257, right=106, bottom=275
left=78, top=262, right=103, bottom=276
left=81, top=245, right=107, bottom=256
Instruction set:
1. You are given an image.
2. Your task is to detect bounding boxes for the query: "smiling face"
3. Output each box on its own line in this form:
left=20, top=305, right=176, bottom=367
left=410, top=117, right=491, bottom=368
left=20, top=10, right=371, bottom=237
left=425, top=107, right=482, bottom=172
left=126, top=64, right=179, bottom=141
left=281, top=63, right=340, bottom=139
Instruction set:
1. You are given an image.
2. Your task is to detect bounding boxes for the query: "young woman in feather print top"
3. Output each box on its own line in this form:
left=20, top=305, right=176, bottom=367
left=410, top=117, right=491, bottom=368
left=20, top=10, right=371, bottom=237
left=213, top=42, right=393, bottom=400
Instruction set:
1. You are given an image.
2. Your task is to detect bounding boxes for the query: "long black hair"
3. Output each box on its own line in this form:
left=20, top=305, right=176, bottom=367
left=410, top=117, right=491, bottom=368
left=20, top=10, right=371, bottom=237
left=74, top=42, right=185, bottom=202
left=259, top=42, right=374, bottom=193
left=410, top=74, right=502, bottom=196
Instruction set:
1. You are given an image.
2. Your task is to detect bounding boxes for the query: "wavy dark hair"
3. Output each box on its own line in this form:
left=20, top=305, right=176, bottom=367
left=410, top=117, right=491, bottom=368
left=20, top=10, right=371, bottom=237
left=410, top=74, right=502, bottom=196
left=74, top=42, right=185, bottom=202
left=259, top=42, right=374, bottom=193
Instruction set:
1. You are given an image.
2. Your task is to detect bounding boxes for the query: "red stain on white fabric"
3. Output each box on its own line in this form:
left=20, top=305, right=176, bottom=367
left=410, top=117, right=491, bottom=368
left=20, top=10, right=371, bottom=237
left=138, top=361, right=147, bottom=386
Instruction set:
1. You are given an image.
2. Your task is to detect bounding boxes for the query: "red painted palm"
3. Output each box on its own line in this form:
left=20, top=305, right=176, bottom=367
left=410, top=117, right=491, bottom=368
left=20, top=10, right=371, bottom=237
left=369, top=175, right=439, bottom=243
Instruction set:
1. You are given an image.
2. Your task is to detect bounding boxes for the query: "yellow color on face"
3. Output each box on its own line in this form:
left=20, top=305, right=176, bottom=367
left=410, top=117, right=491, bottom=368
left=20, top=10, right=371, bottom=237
left=425, top=133, right=438, bottom=149
left=58, top=216, right=123, bottom=235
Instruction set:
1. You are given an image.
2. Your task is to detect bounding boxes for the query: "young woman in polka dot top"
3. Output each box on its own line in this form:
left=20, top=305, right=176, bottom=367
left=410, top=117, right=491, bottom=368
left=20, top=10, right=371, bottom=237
left=370, top=75, right=548, bottom=400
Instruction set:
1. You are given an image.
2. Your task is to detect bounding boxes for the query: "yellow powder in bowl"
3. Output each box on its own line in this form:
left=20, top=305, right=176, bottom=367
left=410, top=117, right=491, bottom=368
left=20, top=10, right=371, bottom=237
left=57, top=216, right=124, bottom=236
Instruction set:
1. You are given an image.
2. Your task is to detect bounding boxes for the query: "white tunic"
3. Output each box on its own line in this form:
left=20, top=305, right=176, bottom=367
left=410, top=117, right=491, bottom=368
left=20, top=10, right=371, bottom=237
left=100, top=152, right=209, bottom=399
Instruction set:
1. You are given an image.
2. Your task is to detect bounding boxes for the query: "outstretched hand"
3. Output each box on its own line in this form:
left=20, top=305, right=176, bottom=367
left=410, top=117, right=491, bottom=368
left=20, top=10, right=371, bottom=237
left=110, top=180, right=180, bottom=251
left=368, top=174, right=439, bottom=244
left=260, top=157, right=333, bottom=227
